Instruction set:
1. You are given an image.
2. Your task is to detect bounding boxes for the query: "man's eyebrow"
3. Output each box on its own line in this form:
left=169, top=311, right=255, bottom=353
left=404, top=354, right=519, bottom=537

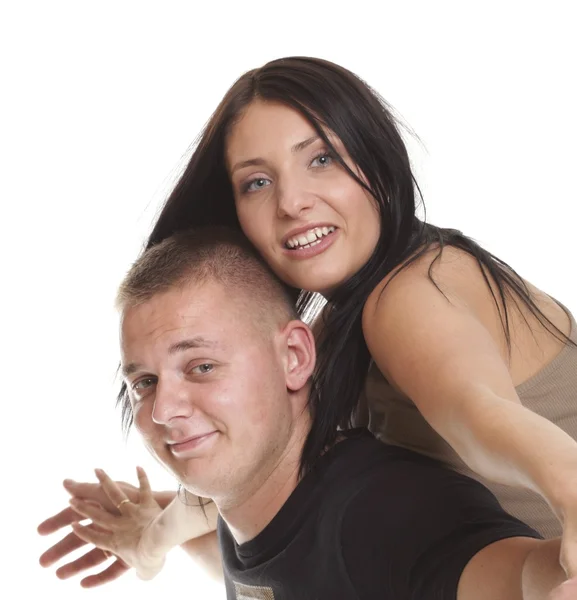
left=167, top=337, right=218, bottom=355
left=121, top=337, right=217, bottom=378
left=121, top=362, right=143, bottom=378
left=230, top=135, right=321, bottom=174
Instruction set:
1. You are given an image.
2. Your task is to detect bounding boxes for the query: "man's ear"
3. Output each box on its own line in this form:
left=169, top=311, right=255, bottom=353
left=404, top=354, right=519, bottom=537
left=279, top=320, right=316, bottom=392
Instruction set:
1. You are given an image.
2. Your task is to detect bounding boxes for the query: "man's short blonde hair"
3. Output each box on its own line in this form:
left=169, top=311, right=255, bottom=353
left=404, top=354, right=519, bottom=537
left=117, top=226, right=298, bottom=329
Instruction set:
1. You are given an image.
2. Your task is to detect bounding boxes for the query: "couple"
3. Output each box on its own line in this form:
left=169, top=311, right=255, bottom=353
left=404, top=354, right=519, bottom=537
left=38, top=56, right=577, bottom=598
left=43, top=226, right=568, bottom=598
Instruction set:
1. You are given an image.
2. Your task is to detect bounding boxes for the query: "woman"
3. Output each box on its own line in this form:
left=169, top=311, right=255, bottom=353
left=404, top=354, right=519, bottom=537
left=39, top=56, right=577, bottom=584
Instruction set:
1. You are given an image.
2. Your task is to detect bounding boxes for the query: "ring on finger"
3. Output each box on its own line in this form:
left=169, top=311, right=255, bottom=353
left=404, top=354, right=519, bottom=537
left=116, top=498, right=131, bottom=510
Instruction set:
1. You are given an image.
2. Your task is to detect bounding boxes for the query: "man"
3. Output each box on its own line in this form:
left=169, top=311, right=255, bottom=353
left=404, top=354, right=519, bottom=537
left=39, top=228, right=567, bottom=599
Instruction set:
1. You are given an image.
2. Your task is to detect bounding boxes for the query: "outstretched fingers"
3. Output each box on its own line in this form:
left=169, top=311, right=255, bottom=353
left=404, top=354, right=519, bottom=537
left=37, top=505, right=83, bottom=536
left=94, top=469, right=132, bottom=512
left=39, top=530, right=88, bottom=567
left=136, top=466, right=154, bottom=504
left=55, top=547, right=109, bottom=579
left=80, top=560, right=130, bottom=589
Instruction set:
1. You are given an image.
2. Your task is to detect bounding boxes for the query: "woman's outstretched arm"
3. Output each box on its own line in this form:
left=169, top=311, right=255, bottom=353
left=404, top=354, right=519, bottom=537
left=363, top=248, right=577, bottom=577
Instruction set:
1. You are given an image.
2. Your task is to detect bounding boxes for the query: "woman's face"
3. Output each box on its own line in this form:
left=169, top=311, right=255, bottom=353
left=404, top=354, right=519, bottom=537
left=226, top=100, right=381, bottom=295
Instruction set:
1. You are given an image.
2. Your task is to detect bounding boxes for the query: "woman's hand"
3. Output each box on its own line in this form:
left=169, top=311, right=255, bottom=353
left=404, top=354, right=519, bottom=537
left=69, top=467, right=165, bottom=581
left=38, top=477, right=141, bottom=587
left=559, top=512, right=577, bottom=579
left=548, top=577, right=577, bottom=600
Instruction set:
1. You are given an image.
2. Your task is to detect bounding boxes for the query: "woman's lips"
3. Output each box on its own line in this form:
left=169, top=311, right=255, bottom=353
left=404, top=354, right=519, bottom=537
left=282, top=227, right=338, bottom=260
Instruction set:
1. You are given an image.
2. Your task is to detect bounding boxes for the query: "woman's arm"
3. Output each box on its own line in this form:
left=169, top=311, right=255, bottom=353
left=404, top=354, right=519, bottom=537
left=458, top=537, right=567, bottom=599
left=69, top=468, right=220, bottom=581
left=362, top=248, right=577, bottom=574
left=41, top=469, right=219, bottom=585
left=136, top=487, right=220, bottom=578
left=38, top=478, right=178, bottom=587
left=179, top=531, right=222, bottom=582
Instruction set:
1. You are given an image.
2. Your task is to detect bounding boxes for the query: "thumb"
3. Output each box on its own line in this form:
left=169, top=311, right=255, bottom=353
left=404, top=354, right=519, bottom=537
left=560, top=542, right=577, bottom=580
left=549, top=578, right=577, bottom=600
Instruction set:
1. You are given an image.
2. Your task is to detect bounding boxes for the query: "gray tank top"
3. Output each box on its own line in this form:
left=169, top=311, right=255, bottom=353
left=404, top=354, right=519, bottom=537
left=354, top=307, right=577, bottom=538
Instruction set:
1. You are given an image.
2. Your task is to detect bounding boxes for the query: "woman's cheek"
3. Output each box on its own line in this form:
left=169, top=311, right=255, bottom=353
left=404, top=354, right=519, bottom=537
left=235, top=205, right=252, bottom=237
left=238, top=212, right=266, bottom=250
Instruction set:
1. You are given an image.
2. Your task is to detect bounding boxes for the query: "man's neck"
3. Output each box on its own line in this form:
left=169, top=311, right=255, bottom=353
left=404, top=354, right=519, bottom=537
left=217, top=426, right=308, bottom=545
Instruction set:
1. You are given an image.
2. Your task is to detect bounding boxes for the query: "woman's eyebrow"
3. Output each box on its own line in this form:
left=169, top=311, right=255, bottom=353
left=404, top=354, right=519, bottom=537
left=230, top=135, right=321, bottom=174
left=291, top=134, right=319, bottom=153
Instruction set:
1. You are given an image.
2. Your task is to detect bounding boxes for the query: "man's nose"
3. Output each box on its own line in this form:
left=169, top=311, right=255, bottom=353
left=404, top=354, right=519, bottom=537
left=151, top=378, right=194, bottom=425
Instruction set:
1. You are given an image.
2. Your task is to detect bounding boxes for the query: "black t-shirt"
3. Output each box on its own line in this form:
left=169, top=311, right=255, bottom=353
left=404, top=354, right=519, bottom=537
left=218, top=429, right=541, bottom=599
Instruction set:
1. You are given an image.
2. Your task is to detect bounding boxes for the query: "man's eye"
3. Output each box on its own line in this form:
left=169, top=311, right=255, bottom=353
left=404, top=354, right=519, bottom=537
left=133, top=377, right=156, bottom=391
left=191, top=363, right=214, bottom=375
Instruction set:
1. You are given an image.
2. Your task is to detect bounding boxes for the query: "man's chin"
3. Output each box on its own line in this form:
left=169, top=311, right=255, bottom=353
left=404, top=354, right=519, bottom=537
left=177, top=471, right=221, bottom=501
left=178, top=482, right=218, bottom=505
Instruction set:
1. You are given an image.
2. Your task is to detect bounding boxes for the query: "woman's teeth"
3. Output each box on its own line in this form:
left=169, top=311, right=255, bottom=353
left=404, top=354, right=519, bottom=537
left=286, top=226, right=335, bottom=249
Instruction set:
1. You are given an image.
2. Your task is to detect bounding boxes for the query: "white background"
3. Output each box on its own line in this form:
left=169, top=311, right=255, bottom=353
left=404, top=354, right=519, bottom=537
left=1, top=1, right=575, bottom=598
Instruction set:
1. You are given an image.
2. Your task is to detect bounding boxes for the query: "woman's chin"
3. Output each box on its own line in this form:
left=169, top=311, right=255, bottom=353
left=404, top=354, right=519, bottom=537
left=286, top=273, right=341, bottom=297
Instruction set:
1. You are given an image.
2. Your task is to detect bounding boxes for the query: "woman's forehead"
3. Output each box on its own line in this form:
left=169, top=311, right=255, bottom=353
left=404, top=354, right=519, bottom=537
left=226, top=101, right=333, bottom=167
left=230, top=101, right=311, bottom=141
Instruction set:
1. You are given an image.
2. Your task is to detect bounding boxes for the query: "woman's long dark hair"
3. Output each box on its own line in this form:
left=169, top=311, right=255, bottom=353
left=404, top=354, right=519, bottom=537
left=118, top=56, right=572, bottom=477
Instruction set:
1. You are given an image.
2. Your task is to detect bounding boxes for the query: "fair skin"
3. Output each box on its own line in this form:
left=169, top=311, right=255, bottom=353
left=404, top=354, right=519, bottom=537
left=228, top=100, right=577, bottom=573
left=66, top=277, right=314, bottom=580
left=228, top=100, right=381, bottom=296
left=118, top=281, right=314, bottom=542
left=38, top=482, right=221, bottom=586
left=39, top=100, right=577, bottom=586
left=42, top=276, right=568, bottom=598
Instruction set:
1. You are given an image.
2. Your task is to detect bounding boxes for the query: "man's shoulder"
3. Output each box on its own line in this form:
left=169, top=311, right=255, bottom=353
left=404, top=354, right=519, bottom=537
left=319, top=428, right=515, bottom=537
left=328, top=431, right=541, bottom=599
left=315, top=429, right=477, bottom=522
left=323, top=428, right=466, bottom=486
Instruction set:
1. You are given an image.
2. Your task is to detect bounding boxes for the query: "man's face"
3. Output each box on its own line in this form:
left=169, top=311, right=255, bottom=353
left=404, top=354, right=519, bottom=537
left=120, top=280, right=304, bottom=503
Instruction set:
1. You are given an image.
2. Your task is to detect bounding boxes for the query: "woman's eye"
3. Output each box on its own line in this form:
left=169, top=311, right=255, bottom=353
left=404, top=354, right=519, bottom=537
left=311, top=153, right=333, bottom=168
left=192, top=363, right=214, bottom=375
left=133, top=377, right=156, bottom=391
left=244, top=177, right=271, bottom=193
